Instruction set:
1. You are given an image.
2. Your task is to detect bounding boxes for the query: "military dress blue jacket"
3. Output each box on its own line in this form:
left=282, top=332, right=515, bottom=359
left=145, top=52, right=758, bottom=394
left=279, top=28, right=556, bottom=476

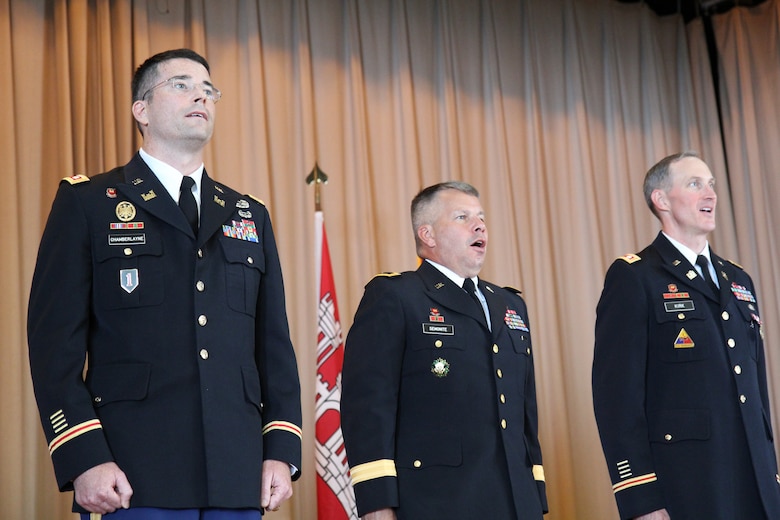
left=28, top=154, right=302, bottom=512
left=341, top=260, right=547, bottom=519
left=593, top=232, right=780, bottom=519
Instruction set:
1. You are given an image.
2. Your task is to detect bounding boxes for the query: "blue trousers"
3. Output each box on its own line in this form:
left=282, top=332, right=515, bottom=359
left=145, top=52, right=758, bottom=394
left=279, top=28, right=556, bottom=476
left=81, top=508, right=262, bottom=520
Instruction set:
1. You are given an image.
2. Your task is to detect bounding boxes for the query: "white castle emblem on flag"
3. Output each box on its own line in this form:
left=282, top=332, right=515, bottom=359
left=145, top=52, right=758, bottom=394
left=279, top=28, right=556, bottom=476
left=316, top=291, right=358, bottom=518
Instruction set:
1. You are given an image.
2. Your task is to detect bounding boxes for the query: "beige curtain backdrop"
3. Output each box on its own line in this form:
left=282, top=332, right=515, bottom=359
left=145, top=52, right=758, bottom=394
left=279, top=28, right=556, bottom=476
left=2, top=0, right=778, bottom=518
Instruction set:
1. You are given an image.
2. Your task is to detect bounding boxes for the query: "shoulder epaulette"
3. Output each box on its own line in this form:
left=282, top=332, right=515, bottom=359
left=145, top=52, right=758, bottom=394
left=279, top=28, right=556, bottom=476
left=62, top=174, right=90, bottom=185
left=727, top=259, right=744, bottom=270
left=503, top=286, right=523, bottom=295
left=618, top=253, right=641, bottom=264
left=372, top=272, right=401, bottom=280
left=247, top=194, right=265, bottom=206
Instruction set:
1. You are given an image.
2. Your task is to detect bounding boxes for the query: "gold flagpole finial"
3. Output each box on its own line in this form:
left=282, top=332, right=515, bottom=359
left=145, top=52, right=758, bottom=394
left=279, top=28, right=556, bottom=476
left=305, top=162, right=329, bottom=211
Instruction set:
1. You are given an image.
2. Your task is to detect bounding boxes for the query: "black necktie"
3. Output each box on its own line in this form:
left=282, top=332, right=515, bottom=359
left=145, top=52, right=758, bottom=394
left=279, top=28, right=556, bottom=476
left=462, top=278, right=482, bottom=310
left=696, top=255, right=719, bottom=296
left=179, top=176, right=198, bottom=234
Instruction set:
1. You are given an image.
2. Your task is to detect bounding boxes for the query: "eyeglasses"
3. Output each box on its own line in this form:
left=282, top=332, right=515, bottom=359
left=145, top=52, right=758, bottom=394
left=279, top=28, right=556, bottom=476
left=142, top=76, right=222, bottom=103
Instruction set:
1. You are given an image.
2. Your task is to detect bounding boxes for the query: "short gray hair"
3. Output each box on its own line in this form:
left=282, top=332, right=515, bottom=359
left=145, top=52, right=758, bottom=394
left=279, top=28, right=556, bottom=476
left=410, top=181, right=479, bottom=253
left=643, top=151, right=700, bottom=218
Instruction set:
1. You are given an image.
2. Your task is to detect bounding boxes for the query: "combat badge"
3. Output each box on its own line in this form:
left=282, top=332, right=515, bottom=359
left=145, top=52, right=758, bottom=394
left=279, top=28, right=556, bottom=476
left=674, top=328, right=694, bottom=349
left=431, top=358, right=450, bottom=378
left=236, top=199, right=250, bottom=209
left=115, top=201, right=136, bottom=222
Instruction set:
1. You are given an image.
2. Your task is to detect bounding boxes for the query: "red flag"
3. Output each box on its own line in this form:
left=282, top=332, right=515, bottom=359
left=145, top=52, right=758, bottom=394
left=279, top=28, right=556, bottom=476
left=315, top=211, right=358, bottom=519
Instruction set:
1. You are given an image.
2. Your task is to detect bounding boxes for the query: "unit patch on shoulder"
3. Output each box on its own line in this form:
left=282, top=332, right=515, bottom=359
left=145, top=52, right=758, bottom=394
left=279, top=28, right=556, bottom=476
left=62, top=174, right=90, bottom=185
left=619, top=253, right=641, bottom=264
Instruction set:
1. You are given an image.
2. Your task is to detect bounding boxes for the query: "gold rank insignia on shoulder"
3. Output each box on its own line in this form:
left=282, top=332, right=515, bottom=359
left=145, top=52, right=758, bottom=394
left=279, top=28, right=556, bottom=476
left=62, top=174, right=90, bottom=185
left=619, top=253, right=641, bottom=264
left=247, top=194, right=265, bottom=206
left=727, top=259, right=744, bottom=270
left=372, top=272, right=400, bottom=280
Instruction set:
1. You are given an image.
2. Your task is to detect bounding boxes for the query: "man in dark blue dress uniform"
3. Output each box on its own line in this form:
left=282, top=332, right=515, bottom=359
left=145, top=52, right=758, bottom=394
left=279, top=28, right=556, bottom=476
left=28, top=49, right=302, bottom=519
left=593, top=152, right=780, bottom=519
left=341, top=182, right=548, bottom=519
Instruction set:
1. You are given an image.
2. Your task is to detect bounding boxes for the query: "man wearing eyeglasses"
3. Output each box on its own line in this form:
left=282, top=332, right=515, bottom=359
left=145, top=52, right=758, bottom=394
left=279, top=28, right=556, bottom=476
left=28, top=49, right=302, bottom=520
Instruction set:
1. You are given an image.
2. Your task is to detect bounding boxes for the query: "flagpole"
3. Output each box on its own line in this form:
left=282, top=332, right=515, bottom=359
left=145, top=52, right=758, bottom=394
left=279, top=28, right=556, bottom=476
left=305, top=162, right=329, bottom=212
left=308, top=163, right=359, bottom=520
